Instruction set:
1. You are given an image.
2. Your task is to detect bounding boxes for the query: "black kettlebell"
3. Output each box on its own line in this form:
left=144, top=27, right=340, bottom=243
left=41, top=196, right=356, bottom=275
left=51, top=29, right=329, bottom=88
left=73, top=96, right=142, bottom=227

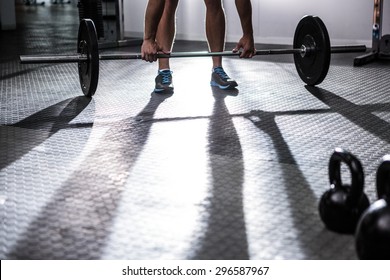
left=319, top=148, right=370, bottom=234
left=355, top=155, right=390, bottom=259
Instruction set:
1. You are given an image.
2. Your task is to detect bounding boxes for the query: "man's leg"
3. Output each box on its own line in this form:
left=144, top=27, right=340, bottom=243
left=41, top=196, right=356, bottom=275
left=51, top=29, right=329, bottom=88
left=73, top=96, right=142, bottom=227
left=204, top=0, right=225, bottom=68
left=204, top=0, right=238, bottom=89
left=156, top=0, right=179, bottom=70
left=153, top=0, right=179, bottom=93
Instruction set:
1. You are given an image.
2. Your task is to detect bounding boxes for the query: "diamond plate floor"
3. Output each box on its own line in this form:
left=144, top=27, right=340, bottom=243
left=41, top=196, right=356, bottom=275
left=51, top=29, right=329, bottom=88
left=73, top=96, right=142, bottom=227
left=1, top=4, right=390, bottom=260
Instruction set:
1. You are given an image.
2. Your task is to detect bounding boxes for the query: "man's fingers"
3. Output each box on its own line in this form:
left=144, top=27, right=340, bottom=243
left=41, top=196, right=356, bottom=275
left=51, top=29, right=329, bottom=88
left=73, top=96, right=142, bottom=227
left=233, top=43, right=243, bottom=53
left=142, top=53, right=157, bottom=63
left=141, top=40, right=162, bottom=62
left=239, top=47, right=256, bottom=58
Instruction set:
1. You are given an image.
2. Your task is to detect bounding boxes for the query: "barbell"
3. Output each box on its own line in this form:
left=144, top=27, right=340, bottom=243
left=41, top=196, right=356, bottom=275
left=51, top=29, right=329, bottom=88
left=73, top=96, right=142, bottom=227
left=19, top=15, right=367, bottom=97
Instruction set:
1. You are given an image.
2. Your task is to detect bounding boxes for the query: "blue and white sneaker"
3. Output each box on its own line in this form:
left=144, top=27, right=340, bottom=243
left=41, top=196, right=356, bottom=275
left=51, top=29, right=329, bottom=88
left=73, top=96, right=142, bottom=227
left=155, top=69, right=174, bottom=94
left=210, top=66, right=238, bottom=90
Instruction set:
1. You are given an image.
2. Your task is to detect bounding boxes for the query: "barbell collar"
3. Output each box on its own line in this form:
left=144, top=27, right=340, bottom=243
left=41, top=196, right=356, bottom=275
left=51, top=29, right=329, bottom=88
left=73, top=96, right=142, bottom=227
left=330, top=45, right=367, bottom=53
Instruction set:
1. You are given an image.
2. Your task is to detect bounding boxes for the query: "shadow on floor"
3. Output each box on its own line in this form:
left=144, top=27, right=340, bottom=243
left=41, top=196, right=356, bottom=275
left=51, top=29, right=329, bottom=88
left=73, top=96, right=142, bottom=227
left=306, top=85, right=390, bottom=144
left=7, top=92, right=172, bottom=259
left=0, top=96, right=91, bottom=171
left=192, top=87, right=250, bottom=260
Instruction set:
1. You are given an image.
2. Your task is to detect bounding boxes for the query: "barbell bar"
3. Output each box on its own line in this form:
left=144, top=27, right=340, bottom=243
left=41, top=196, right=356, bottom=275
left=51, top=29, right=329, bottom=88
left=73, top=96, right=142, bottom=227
left=19, top=16, right=367, bottom=97
left=20, top=45, right=367, bottom=63
left=20, top=49, right=305, bottom=63
left=19, top=49, right=306, bottom=64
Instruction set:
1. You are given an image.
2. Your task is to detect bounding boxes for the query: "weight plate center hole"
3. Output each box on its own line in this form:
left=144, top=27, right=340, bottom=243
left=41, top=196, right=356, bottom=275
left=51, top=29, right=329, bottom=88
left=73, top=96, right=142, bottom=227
left=302, top=34, right=316, bottom=58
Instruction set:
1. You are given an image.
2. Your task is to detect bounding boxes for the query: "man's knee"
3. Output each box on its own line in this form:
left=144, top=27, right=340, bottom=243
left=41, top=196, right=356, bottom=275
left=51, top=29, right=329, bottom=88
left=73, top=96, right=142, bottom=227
left=165, top=0, right=179, bottom=12
left=204, top=0, right=223, bottom=11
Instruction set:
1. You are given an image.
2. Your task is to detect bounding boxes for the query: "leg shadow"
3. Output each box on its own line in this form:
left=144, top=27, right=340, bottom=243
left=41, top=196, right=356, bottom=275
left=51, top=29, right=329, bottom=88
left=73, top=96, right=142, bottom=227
left=246, top=109, right=344, bottom=258
left=7, top=92, right=172, bottom=259
left=192, top=87, right=249, bottom=259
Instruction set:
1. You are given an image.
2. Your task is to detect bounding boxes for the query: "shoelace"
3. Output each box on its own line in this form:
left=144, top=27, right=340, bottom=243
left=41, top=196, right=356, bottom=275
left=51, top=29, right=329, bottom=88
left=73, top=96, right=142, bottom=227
left=213, top=67, right=229, bottom=80
left=159, top=70, right=172, bottom=84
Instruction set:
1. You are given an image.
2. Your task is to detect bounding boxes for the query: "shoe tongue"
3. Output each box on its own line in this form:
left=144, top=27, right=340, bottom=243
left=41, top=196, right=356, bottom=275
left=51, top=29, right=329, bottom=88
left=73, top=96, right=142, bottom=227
left=159, top=69, right=171, bottom=74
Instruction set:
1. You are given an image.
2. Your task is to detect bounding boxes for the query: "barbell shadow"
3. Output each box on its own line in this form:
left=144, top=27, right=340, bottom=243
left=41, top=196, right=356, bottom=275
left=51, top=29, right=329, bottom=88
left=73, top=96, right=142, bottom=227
left=305, top=86, right=390, bottom=144
left=7, top=92, right=172, bottom=259
left=0, top=65, right=53, bottom=81
left=191, top=87, right=250, bottom=260
left=0, top=96, right=92, bottom=171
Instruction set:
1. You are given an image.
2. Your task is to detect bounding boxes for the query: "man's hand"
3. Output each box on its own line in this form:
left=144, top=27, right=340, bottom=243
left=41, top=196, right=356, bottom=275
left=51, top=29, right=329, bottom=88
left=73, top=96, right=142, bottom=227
left=232, top=34, right=256, bottom=58
left=141, top=39, right=163, bottom=62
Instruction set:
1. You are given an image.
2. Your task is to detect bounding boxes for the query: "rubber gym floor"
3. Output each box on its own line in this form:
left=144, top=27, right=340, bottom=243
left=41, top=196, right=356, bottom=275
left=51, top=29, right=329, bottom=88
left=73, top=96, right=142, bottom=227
left=1, top=3, right=390, bottom=260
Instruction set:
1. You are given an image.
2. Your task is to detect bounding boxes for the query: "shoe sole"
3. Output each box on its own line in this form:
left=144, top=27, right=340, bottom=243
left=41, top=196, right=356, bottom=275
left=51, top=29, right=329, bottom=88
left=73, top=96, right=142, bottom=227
left=210, top=81, right=237, bottom=90
left=154, top=88, right=174, bottom=94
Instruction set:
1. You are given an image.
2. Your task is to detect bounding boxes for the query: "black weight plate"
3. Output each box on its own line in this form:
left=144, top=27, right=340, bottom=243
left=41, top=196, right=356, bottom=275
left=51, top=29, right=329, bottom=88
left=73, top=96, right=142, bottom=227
left=293, top=15, right=331, bottom=86
left=379, top=34, right=390, bottom=56
left=77, top=19, right=99, bottom=97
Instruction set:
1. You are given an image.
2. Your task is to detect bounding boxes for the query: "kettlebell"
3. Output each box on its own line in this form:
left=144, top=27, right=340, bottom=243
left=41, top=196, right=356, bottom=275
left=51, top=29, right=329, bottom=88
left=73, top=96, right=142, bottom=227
left=319, top=148, right=370, bottom=234
left=355, top=155, right=390, bottom=259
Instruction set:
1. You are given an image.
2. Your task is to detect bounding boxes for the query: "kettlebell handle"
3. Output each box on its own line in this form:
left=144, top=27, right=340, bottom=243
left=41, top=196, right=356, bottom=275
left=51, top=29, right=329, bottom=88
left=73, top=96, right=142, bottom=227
left=376, top=155, right=390, bottom=200
left=329, top=148, right=365, bottom=202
